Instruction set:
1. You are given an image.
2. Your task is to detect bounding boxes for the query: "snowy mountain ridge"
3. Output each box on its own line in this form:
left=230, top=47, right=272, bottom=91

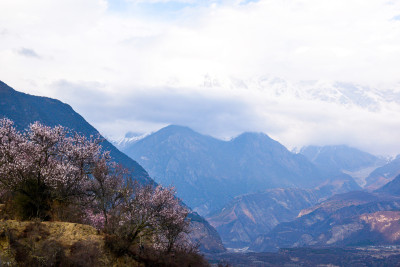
left=201, top=74, right=400, bottom=112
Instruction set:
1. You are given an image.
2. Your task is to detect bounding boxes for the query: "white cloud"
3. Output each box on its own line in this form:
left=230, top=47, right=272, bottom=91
left=1, top=0, right=400, bottom=155
left=16, top=47, right=41, bottom=58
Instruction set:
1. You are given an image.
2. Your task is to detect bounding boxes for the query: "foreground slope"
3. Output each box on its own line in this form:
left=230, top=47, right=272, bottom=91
left=122, top=125, right=359, bottom=215
left=0, top=220, right=211, bottom=266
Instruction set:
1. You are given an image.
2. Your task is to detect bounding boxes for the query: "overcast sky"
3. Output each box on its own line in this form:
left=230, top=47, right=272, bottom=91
left=1, top=0, right=400, bottom=156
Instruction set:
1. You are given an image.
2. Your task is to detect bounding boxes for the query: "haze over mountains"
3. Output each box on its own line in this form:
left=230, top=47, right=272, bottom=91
left=300, top=145, right=384, bottom=173
left=300, top=145, right=387, bottom=186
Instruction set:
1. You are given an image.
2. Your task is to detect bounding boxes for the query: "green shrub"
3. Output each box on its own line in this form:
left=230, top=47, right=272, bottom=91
left=13, top=178, right=52, bottom=221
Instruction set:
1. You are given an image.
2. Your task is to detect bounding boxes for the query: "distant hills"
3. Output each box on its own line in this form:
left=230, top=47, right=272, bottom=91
left=206, top=188, right=323, bottom=249
left=364, top=155, right=400, bottom=190
left=206, top=178, right=363, bottom=249
left=120, top=125, right=360, bottom=215
left=250, top=176, right=400, bottom=252
left=300, top=145, right=383, bottom=173
left=207, top=145, right=400, bottom=249
left=375, top=173, right=400, bottom=195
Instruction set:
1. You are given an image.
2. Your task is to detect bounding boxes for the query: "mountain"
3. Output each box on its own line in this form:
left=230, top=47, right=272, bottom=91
left=112, top=131, right=149, bottom=151
left=0, top=80, right=150, bottom=184
left=299, top=145, right=386, bottom=188
left=300, top=145, right=382, bottom=173
left=250, top=190, right=400, bottom=252
left=206, top=176, right=361, bottom=250
left=364, top=155, right=400, bottom=190
left=0, top=80, right=225, bottom=253
left=206, top=188, right=323, bottom=249
left=375, top=174, right=400, bottom=195
left=121, top=125, right=359, bottom=215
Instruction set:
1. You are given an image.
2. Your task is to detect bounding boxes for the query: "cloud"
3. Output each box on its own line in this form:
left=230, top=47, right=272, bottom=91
left=1, top=0, right=400, bottom=155
left=46, top=78, right=400, bottom=156
left=16, top=48, right=41, bottom=58
left=49, top=79, right=258, bottom=138
left=391, top=14, right=400, bottom=21
left=2, top=0, right=400, bottom=85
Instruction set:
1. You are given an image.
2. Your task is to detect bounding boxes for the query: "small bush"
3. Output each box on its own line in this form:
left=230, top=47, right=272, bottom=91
left=104, top=234, right=134, bottom=258
left=68, top=240, right=102, bottom=267
left=7, top=222, right=64, bottom=266
left=13, top=179, right=52, bottom=221
left=105, top=234, right=209, bottom=267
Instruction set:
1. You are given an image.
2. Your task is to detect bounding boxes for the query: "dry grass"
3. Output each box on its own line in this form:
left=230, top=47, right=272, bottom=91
left=0, top=220, right=144, bottom=266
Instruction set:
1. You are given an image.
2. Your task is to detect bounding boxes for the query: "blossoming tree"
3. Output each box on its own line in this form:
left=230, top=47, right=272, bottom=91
left=0, top=118, right=192, bottom=253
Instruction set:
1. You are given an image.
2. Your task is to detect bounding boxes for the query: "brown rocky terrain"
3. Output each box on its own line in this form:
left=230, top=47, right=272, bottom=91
left=250, top=191, right=400, bottom=252
left=207, top=177, right=362, bottom=250
left=207, top=188, right=322, bottom=249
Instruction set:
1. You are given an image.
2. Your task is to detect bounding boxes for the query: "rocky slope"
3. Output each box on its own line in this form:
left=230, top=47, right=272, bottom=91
left=206, top=188, right=323, bottom=249
left=188, top=213, right=226, bottom=253
left=0, top=220, right=210, bottom=266
left=206, top=175, right=361, bottom=250
left=375, top=174, right=400, bottom=195
left=122, top=125, right=359, bottom=215
left=365, top=155, right=400, bottom=190
left=0, top=220, right=109, bottom=266
left=250, top=190, right=400, bottom=252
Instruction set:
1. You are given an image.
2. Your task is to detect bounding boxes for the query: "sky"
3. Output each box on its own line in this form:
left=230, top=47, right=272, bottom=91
left=1, top=0, right=400, bottom=156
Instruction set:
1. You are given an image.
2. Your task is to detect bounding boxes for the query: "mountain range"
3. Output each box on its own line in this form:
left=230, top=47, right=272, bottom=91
left=200, top=75, right=400, bottom=112
left=206, top=188, right=323, bottom=249
left=119, top=125, right=360, bottom=216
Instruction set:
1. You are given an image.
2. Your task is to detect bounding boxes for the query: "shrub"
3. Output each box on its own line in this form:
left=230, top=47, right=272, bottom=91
left=68, top=240, right=102, bottom=267
left=9, top=222, right=66, bottom=267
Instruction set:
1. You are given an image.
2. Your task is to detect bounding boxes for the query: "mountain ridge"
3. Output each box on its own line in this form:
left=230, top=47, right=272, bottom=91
left=250, top=188, right=400, bottom=252
left=0, top=80, right=151, bottom=184
left=121, top=124, right=360, bottom=215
